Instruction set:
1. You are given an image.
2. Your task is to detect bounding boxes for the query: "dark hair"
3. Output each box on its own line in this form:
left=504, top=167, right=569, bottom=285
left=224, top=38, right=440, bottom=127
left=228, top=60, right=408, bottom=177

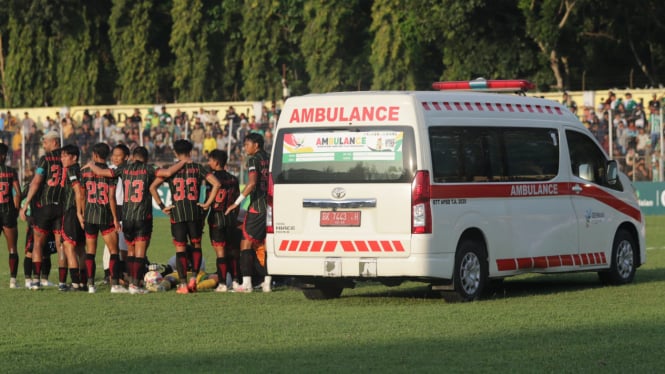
left=132, top=146, right=149, bottom=162
left=173, top=139, right=193, bottom=155
left=0, top=143, right=7, bottom=157
left=92, top=143, right=111, bottom=159
left=113, top=144, right=130, bottom=157
left=244, top=132, right=264, bottom=149
left=208, top=149, right=228, bottom=168
left=61, top=144, right=80, bottom=159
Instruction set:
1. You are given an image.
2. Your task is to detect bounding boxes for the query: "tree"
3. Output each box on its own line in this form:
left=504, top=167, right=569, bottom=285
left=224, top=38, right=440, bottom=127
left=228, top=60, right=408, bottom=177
left=205, top=0, right=244, bottom=101
left=108, top=0, right=160, bottom=104
left=170, top=0, right=208, bottom=102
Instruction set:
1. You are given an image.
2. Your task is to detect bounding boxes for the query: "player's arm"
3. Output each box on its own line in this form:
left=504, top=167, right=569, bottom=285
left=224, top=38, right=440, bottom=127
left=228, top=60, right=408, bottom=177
left=199, top=173, right=221, bottom=210
left=11, top=178, right=21, bottom=211
left=19, top=173, right=45, bottom=221
left=108, top=183, right=120, bottom=232
left=155, top=157, right=190, bottom=178
left=149, top=176, right=171, bottom=213
left=85, top=161, right=114, bottom=178
left=74, top=183, right=85, bottom=228
left=225, top=170, right=256, bottom=215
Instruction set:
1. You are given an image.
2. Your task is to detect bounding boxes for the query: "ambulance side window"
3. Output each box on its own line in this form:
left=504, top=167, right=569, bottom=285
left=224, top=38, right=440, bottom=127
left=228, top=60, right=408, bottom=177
left=566, top=130, right=622, bottom=191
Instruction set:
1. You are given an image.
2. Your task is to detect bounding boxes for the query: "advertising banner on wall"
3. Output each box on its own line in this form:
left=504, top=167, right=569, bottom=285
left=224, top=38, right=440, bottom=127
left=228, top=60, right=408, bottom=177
left=634, top=182, right=665, bottom=215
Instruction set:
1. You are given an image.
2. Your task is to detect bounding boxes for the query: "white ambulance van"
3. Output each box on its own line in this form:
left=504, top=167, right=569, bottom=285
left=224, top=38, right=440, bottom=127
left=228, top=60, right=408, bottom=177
left=266, top=79, right=645, bottom=301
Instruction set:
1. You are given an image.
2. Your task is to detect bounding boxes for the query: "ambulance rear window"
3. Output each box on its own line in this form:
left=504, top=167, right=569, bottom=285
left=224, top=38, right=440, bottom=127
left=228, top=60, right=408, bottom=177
left=272, top=127, right=416, bottom=183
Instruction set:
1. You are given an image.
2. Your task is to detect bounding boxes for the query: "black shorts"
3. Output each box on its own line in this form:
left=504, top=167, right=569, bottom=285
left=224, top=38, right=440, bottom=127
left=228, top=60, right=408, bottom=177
left=123, top=219, right=153, bottom=244
left=33, top=204, right=63, bottom=234
left=242, top=210, right=266, bottom=244
left=24, top=225, right=57, bottom=255
left=171, top=221, right=202, bottom=247
left=208, top=212, right=237, bottom=247
left=61, top=208, right=84, bottom=246
left=84, top=223, right=116, bottom=240
left=0, top=210, right=17, bottom=228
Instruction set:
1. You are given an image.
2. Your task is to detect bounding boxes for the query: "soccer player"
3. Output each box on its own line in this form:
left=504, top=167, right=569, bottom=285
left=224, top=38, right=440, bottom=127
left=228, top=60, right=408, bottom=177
left=59, top=144, right=86, bottom=291
left=19, top=130, right=64, bottom=290
left=87, top=146, right=188, bottom=294
left=0, top=143, right=22, bottom=288
left=225, top=132, right=271, bottom=293
left=80, top=143, right=123, bottom=294
left=150, top=139, right=221, bottom=294
left=205, top=150, right=240, bottom=292
left=102, top=144, right=130, bottom=285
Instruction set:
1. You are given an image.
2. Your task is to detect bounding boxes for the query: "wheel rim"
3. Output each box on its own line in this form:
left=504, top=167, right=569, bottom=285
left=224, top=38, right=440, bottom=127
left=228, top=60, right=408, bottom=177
left=459, top=252, right=481, bottom=295
left=616, top=240, right=634, bottom=279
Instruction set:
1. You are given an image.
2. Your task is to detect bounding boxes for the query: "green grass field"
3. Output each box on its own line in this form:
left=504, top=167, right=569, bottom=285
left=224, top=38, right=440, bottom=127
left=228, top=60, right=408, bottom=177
left=2, top=217, right=665, bottom=373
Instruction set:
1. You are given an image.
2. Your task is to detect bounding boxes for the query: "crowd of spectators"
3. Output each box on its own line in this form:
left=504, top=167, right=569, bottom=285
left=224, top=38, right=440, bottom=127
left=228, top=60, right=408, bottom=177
left=0, top=102, right=281, bottom=184
left=564, top=91, right=665, bottom=182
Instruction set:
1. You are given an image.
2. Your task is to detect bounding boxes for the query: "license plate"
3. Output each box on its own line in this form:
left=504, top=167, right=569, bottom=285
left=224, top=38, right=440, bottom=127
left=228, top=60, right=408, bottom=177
left=320, top=211, right=361, bottom=227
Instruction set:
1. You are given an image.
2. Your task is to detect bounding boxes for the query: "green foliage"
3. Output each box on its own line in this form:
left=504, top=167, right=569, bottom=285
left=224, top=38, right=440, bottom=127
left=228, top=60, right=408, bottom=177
left=170, top=0, right=208, bottom=102
left=108, top=0, right=160, bottom=104
left=206, top=0, right=244, bottom=101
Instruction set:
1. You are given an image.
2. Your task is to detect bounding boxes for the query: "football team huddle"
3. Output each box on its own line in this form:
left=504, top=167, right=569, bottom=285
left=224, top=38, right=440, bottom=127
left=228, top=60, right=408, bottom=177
left=1, top=131, right=271, bottom=294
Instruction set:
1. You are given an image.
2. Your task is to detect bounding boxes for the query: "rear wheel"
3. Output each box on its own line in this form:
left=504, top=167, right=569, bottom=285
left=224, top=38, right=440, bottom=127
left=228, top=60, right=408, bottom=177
left=302, top=283, right=344, bottom=300
left=453, top=239, right=488, bottom=301
left=598, top=229, right=636, bottom=285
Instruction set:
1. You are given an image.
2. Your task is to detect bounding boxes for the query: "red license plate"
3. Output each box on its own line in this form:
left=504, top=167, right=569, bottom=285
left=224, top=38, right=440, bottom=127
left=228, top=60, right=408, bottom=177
left=320, top=211, right=361, bottom=227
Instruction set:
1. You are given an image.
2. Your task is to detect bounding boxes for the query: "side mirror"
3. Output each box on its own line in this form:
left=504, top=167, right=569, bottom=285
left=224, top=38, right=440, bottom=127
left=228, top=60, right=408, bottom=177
left=606, top=160, right=618, bottom=185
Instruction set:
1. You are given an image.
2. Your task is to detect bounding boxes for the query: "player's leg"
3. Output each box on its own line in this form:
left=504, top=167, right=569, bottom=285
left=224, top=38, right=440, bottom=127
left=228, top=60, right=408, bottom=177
left=171, top=222, right=190, bottom=294
left=101, top=225, right=126, bottom=293
left=84, top=224, right=100, bottom=293
left=23, top=224, right=34, bottom=288
left=186, top=220, right=203, bottom=292
left=3, top=224, right=20, bottom=289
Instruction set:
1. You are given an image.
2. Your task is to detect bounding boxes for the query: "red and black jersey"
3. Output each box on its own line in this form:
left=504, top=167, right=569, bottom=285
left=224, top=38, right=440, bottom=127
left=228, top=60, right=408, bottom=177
left=246, top=150, right=270, bottom=213
left=208, top=169, right=239, bottom=213
left=164, top=162, right=210, bottom=223
left=60, top=163, right=81, bottom=210
left=0, top=164, right=19, bottom=213
left=81, top=163, right=116, bottom=225
left=111, top=161, right=155, bottom=222
left=35, top=150, right=64, bottom=207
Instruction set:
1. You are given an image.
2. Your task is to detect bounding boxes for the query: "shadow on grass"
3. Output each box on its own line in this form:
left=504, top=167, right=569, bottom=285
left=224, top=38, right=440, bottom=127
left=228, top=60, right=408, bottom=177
left=340, top=266, right=665, bottom=301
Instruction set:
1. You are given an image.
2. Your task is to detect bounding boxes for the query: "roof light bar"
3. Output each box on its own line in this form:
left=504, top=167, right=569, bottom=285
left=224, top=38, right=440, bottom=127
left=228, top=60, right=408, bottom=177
left=432, top=79, right=535, bottom=92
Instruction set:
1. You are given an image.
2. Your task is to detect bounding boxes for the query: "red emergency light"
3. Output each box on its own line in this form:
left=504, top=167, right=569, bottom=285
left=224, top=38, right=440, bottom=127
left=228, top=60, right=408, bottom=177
left=432, top=79, right=535, bottom=92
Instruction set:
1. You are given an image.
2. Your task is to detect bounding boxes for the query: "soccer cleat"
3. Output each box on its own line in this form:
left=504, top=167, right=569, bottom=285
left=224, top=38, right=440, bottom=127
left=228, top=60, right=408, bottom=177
left=261, top=276, right=272, bottom=293
left=9, top=278, right=19, bottom=289
left=232, top=280, right=240, bottom=290
left=25, top=279, right=32, bottom=288
left=187, top=277, right=197, bottom=293
left=58, top=283, right=69, bottom=292
left=176, top=284, right=190, bottom=294
left=40, top=279, right=55, bottom=287
left=129, top=284, right=148, bottom=295
left=233, top=284, right=253, bottom=293
left=111, top=285, right=129, bottom=294
left=29, top=282, right=41, bottom=291
left=88, top=285, right=97, bottom=294
left=214, top=284, right=228, bottom=293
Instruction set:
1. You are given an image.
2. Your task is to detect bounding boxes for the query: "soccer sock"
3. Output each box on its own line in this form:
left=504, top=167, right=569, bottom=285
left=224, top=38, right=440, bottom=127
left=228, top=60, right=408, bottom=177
left=176, top=252, right=188, bottom=282
left=42, top=256, right=51, bottom=277
left=137, top=257, right=147, bottom=286
left=79, top=267, right=88, bottom=285
left=86, top=254, right=96, bottom=285
left=230, top=257, right=239, bottom=281
left=126, top=256, right=136, bottom=284
left=69, top=268, right=80, bottom=285
left=191, top=248, right=202, bottom=275
left=34, top=261, right=42, bottom=280
left=9, top=253, right=19, bottom=278
left=24, top=257, right=33, bottom=279
left=109, top=254, right=120, bottom=284
left=59, top=267, right=67, bottom=284
left=216, top=257, right=227, bottom=284
left=240, top=250, right=253, bottom=278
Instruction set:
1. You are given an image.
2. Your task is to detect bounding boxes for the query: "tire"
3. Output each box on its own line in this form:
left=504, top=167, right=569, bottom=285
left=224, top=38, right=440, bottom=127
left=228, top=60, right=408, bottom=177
left=598, top=229, right=636, bottom=285
left=453, top=239, right=488, bottom=301
left=302, top=283, right=344, bottom=300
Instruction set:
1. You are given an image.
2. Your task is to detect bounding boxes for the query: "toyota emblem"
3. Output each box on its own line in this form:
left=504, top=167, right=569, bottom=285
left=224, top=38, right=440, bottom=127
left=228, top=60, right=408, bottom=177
left=331, top=187, right=346, bottom=199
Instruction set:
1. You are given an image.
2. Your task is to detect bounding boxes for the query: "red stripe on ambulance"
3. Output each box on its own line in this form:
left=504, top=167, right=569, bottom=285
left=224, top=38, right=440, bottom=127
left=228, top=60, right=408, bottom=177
left=496, top=252, right=608, bottom=271
left=278, top=240, right=405, bottom=253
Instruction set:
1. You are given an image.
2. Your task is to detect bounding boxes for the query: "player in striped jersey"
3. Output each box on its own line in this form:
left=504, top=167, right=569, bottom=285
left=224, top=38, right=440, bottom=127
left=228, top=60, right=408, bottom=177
left=80, top=143, right=123, bottom=294
left=19, top=130, right=64, bottom=290
left=59, top=144, right=86, bottom=291
left=86, top=146, right=189, bottom=294
left=150, top=139, right=221, bottom=294
left=225, top=133, right=271, bottom=292
left=0, top=143, right=22, bottom=289
left=205, top=150, right=240, bottom=292
left=102, top=144, right=130, bottom=286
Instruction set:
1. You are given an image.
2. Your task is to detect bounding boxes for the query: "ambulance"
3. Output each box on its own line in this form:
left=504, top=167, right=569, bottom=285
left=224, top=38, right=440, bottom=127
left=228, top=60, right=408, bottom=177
left=265, top=79, right=645, bottom=301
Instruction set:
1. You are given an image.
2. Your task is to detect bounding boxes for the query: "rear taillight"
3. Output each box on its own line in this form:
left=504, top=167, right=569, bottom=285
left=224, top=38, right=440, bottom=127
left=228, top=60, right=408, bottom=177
left=411, top=170, right=431, bottom=234
left=266, top=172, right=274, bottom=233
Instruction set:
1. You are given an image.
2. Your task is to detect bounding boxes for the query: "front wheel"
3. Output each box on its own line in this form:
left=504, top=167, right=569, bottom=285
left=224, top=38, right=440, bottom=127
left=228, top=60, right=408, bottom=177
left=453, top=240, right=488, bottom=301
left=598, top=230, right=636, bottom=285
